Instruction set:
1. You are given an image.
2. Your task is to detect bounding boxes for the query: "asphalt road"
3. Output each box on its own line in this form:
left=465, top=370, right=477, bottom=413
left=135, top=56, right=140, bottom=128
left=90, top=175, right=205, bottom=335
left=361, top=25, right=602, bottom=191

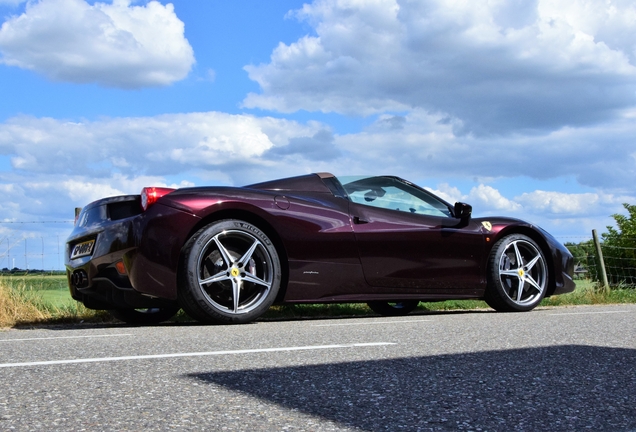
left=0, top=304, right=635, bottom=431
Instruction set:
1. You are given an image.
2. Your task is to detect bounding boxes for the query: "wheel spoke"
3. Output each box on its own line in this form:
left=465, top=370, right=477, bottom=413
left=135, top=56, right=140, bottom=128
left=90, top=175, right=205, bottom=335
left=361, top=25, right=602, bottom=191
left=242, top=271, right=271, bottom=288
left=525, top=254, right=541, bottom=272
left=524, top=274, right=544, bottom=293
left=231, top=278, right=241, bottom=313
left=516, top=279, right=525, bottom=302
left=237, top=238, right=261, bottom=267
left=199, top=269, right=231, bottom=286
left=512, top=242, right=523, bottom=268
left=213, top=234, right=234, bottom=266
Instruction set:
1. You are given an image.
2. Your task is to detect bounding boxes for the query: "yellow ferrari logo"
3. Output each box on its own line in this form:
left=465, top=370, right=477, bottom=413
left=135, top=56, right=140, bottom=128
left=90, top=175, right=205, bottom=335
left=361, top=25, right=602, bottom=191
left=518, top=269, right=525, bottom=277
left=230, top=267, right=240, bottom=277
left=481, top=221, right=492, bottom=231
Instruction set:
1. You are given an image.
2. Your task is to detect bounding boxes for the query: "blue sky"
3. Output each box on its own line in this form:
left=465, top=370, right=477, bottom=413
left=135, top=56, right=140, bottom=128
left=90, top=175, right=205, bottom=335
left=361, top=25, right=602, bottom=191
left=1, top=0, right=635, bottom=269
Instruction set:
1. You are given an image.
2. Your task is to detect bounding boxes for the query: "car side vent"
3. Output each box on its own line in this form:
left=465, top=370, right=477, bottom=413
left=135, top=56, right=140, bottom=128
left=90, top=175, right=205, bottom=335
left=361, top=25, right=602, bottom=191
left=108, top=199, right=143, bottom=221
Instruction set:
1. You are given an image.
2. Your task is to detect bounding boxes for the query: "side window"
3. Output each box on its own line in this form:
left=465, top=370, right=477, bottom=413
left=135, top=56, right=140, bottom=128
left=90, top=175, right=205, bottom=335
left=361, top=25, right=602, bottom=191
left=344, top=179, right=451, bottom=217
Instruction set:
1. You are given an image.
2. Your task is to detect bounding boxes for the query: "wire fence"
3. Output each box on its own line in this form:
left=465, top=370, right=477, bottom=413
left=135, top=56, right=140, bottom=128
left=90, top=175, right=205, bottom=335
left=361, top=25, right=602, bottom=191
left=0, top=235, right=68, bottom=272
left=603, top=248, right=636, bottom=285
left=565, top=234, right=636, bottom=288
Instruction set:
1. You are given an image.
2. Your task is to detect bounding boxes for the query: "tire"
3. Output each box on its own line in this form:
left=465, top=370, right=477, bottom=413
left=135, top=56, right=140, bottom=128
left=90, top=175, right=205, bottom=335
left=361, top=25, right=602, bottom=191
left=178, top=219, right=282, bottom=324
left=367, top=300, right=419, bottom=316
left=484, top=234, right=548, bottom=312
left=109, top=306, right=180, bottom=325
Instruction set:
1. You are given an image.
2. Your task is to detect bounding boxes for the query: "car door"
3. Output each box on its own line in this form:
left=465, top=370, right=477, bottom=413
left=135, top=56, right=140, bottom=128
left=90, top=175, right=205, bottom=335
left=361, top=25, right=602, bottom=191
left=342, top=177, right=486, bottom=295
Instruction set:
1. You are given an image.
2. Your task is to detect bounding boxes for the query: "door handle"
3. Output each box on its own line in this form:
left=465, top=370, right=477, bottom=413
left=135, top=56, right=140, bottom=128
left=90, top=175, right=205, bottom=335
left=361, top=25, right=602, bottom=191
left=353, top=216, right=369, bottom=224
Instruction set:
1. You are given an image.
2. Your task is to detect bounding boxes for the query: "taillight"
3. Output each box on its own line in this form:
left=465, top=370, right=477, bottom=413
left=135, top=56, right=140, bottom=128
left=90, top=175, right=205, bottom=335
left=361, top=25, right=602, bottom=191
left=140, top=187, right=176, bottom=210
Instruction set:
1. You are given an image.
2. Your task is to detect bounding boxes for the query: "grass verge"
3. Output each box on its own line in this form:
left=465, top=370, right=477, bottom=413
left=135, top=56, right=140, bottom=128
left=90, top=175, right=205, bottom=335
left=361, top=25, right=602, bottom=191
left=540, top=280, right=636, bottom=306
left=0, top=275, right=110, bottom=328
left=1, top=275, right=635, bottom=328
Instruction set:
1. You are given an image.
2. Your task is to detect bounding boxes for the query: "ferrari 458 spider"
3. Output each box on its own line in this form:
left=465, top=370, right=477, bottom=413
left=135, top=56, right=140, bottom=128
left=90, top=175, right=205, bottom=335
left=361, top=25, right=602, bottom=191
left=65, top=173, right=575, bottom=324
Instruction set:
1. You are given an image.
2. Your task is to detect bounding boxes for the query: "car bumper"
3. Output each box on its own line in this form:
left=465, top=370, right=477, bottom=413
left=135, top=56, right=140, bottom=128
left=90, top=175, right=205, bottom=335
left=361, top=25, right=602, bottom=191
left=66, top=200, right=198, bottom=309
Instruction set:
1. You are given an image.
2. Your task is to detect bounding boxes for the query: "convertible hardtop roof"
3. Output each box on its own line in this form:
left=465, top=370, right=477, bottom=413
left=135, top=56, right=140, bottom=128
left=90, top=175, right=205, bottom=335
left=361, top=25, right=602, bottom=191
left=247, top=173, right=336, bottom=193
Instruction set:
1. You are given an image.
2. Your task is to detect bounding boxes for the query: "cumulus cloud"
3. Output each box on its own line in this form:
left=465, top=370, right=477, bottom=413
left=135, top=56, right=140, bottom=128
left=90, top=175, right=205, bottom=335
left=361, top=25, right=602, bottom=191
left=0, top=113, right=324, bottom=180
left=426, top=183, right=463, bottom=204
left=0, top=0, right=195, bottom=88
left=467, top=185, right=522, bottom=212
left=60, top=174, right=194, bottom=204
left=425, top=182, right=632, bottom=235
left=0, top=112, right=333, bottom=193
left=1, top=110, right=634, bottom=242
left=0, top=170, right=195, bottom=223
left=244, top=0, right=636, bottom=135
left=264, top=129, right=340, bottom=161
left=512, top=190, right=632, bottom=217
left=0, top=112, right=340, bottom=237
left=333, top=109, right=636, bottom=194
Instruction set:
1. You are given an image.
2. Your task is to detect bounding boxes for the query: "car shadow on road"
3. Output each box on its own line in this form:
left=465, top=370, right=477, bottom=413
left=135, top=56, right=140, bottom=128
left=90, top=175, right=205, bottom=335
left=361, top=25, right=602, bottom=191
left=187, top=345, right=636, bottom=431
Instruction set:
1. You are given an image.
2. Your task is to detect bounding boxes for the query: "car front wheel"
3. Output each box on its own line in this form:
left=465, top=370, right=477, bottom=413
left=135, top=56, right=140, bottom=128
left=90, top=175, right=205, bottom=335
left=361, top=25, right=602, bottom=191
left=178, top=219, right=282, bottom=324
left=485, top=234, right=548, bottom=312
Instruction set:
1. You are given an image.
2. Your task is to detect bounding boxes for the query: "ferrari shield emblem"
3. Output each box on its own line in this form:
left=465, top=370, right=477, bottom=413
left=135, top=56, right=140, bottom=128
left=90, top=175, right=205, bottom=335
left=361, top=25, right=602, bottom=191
left=481, top=221, right=492, bottom=231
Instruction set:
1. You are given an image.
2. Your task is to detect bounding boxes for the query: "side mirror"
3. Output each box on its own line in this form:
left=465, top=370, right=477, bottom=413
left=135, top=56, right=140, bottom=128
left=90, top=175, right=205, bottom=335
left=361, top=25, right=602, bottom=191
left=454, top=202, right=472, bottom=220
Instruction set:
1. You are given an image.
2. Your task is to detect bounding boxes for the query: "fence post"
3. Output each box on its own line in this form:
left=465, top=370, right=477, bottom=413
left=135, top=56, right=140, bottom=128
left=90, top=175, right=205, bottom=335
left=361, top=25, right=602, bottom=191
left=592, top=229, right=609, bottom=291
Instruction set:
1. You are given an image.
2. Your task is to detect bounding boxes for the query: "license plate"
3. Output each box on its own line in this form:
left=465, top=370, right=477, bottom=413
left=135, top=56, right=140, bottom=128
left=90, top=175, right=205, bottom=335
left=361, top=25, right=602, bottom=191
left=71, top=239, right=95, bottom=259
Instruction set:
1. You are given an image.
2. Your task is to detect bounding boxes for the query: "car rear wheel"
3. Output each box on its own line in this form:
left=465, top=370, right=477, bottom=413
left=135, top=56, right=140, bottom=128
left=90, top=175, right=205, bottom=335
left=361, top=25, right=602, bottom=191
left=109, top=306, right=180, bottom=325
left=367, top=300, right=420, bottom=316
left=485, top=234, right=548, bottom=312
left=178, top=219, right=282, bottom=324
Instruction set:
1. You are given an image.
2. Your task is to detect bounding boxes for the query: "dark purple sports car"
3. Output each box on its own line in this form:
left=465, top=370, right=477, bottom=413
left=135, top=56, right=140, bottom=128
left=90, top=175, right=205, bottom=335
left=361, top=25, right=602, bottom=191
left=65, top=173, right=575, bottom=324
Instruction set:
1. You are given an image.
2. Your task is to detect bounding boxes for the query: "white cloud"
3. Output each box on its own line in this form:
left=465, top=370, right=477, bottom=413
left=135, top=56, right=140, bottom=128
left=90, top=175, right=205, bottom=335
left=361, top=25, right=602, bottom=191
left=2, top=107, right=635, bottom=196
left=0, top=112, right=332, bottom=225
left=426, top=183, right=463, bottom=204
left=0, top=112, right=323, bottom=182
left=1, top=109, right=634, bottom=249
left=468, top=184, right=522, bottom=212
left=0, top=0, right=195, bottom=88
left=61, top=174, right=194, bottom=204
left=427, top=180, right=632, bottom=238
left=244, top=0, right=636, bottom=135
left=517, top=190, right=593, bottom=214
left=424, top=182, right=633, bottom=236
left=330, top=109, right=636, bottom=194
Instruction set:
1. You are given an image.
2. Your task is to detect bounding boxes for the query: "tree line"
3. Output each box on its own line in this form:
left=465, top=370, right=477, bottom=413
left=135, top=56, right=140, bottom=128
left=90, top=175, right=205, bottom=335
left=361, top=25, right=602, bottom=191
left=565, top=203, right=636, bottom=286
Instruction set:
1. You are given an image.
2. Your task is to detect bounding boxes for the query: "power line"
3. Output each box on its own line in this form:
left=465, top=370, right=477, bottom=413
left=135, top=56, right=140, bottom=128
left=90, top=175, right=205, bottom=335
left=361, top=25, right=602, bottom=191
left=1, top=221, right=74, bottom=224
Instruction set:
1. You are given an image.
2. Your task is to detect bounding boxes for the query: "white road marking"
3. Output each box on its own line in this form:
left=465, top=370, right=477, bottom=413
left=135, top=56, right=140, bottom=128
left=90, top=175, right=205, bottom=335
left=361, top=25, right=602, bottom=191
left=0, top=334, right=133, bottom=342
left=312, top=319, right=431, bottom=327
left=0, top=342, right=395, bottom=369
left=548, top=310, right=632, bottom=316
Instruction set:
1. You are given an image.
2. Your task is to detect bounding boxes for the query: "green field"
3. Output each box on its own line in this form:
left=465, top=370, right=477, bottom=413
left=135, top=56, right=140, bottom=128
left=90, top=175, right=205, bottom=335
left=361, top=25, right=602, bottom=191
left=1, top=274, right=635, bottom=327
left=1, top=273, right=71, bottom=305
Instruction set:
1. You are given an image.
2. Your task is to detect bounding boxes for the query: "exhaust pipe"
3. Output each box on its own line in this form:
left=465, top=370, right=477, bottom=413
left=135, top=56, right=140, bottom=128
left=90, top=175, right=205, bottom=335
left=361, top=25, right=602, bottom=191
left=71, top=270, right=89, bottom=289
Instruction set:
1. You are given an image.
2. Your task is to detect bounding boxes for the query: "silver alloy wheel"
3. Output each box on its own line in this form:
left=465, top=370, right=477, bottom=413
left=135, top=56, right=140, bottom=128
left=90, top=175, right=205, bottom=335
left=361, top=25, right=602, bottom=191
left=196, top=229, right=274, bottom=315
left=497, top=239, right=547, bottom=306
